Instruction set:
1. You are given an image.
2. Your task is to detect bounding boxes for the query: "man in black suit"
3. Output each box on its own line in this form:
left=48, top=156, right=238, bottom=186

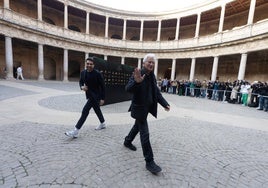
left=65, top=57, right=106, bottom=138
left=124, top=53, right=170, bottom=174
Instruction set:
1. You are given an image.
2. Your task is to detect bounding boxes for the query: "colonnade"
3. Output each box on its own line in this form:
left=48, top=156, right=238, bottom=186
left=4, top=35, right=249, bottom=82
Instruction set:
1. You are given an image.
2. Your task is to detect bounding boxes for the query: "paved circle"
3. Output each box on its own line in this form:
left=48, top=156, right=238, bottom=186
left=0, top=80, right=268, bottom=188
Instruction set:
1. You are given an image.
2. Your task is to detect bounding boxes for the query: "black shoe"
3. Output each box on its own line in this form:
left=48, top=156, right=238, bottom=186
left=146, top=161, right=162, bottom=174
left=124, top=141, right=137, bottom=151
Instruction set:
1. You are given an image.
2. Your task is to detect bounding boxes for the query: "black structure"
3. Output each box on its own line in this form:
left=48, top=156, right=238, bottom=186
left=93, top=57, right=134, bottom=105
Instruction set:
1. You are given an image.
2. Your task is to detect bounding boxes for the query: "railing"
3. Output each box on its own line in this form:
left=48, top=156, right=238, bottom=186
left=162, top=86, right=268, bottom=111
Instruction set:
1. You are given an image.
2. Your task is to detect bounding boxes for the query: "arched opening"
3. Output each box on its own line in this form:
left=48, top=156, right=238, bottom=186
left=44, top=57, right=56, bottom=80
left=68, top=25, right=81, bottom=32
left=111, top=34, right=122, bottom=39
left=68, top=60, right=81, bottom=81
left=43, top=17, right=55, bottom=25
left=130, top=36, right=139, bottom=41
left=164, top=68, right=171, bottom=79
left=168, top=36, right=175, bottom=40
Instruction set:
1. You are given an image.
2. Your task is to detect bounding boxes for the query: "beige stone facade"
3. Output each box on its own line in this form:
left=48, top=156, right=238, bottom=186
left=0, top=0, right=267, bottom=82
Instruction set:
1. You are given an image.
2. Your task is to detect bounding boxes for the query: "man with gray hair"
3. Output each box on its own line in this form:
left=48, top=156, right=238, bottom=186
left=124, top=53, right=170, bottom=174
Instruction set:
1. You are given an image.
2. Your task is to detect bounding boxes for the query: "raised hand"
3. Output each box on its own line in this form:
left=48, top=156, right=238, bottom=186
left=133, top=68, right=145, bottom=83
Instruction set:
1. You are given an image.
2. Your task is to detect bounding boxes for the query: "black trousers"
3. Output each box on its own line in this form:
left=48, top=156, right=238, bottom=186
left=75, top=98, right=105, bottom=129
left=125, top=118, right=154, bottom=163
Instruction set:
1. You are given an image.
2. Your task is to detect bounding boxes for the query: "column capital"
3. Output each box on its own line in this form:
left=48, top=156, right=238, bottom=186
left=5, top=35, right=12, bottom=39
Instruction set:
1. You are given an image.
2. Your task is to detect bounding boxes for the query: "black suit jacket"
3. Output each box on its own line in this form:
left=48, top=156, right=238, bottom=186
left=79, top=69, right=105, bottom=101
left=126, top=70, right=169, bottom=120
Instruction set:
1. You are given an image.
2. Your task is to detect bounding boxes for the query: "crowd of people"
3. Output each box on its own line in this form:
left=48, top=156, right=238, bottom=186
left=158, top=78, right=268, bottom=113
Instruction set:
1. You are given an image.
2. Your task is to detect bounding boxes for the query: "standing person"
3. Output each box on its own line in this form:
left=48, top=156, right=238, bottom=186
left=16, top=65, right=24, bottom=80
left=171, top=80, right=178, bottom=94
left=200, top=80, right=207, bottom=98
left=123, top=53, right=170, bottom=174
left=161, top=78, right=168, bottom=92
left=240, top=81, right=251, bottom=106
left=65, top=57, right=106, bottom=138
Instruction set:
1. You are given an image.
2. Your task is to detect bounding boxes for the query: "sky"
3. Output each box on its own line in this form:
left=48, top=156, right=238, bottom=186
left=85, top=0, right=208, bottom=12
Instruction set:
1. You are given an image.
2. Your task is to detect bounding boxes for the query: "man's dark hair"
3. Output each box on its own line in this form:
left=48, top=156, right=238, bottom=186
left=86, top=57, right=95, bottom=63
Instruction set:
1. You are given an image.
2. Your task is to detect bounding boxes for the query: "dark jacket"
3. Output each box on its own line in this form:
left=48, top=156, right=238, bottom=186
left=79, top=69, right=105, bottom=101
left=126, top=69, right=169, bottom=120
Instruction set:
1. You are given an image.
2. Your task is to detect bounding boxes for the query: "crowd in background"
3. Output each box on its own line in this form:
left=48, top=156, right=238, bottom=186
left=158, top=78, right=268, bottom=113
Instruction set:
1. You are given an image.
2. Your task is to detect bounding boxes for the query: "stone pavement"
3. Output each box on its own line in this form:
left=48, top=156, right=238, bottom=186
left=0, top=79, right=268, bottom=188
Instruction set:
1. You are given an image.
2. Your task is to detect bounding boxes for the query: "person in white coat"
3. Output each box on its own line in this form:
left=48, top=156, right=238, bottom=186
left=16, top=66, right=24, bottom=80
left=240, top=81, right=251, bottom=106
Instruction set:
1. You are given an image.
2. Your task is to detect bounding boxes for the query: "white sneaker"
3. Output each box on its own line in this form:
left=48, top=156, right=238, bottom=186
left=65, top=128, right=79, bottom=138
left=95, top=123, right=106, bottom=130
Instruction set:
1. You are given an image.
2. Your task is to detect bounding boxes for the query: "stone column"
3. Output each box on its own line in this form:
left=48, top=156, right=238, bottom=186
left=121, top=57, right=125, bottom=65
left=140, top=20, right=144, bottom=41
left=63, top=49, right=68, bottom=82
left=189, top=58, right=196, bottom=81
left=238, top=53, right=248, bottom=80
left=84, top=52, right=88, bottom=69
left=138, top=58, right=142, bottom=69
left=211, top=56, right=219, bottom=81
left=105, top=16, right=109, bottom=38
left=86, top=11, right=90, bottom=34
left=171, top=59, right=176, bottom=80
left=154, top=59, right=158, bottom=78
left=195, top=13, right=201, bottom=38
left=175, top=18, right=180, bottom=40
left=104, top=55, right=107, bottom=61
left=4, top=0, right=10, bottom=9
left=247, top=0, right=256, bottom=25
left=123, top=19, right=126, bottom=40
left=38, top=44, right=44, bottom=80
left=157, top=20, right=162, bottom=41
left=37, top=0, right=42, bottom=21
left=64, top=4, right=68, bottom=29
left=5, top=36, right=13, bottom=79
left=218, top=4, right=226, bottom=32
